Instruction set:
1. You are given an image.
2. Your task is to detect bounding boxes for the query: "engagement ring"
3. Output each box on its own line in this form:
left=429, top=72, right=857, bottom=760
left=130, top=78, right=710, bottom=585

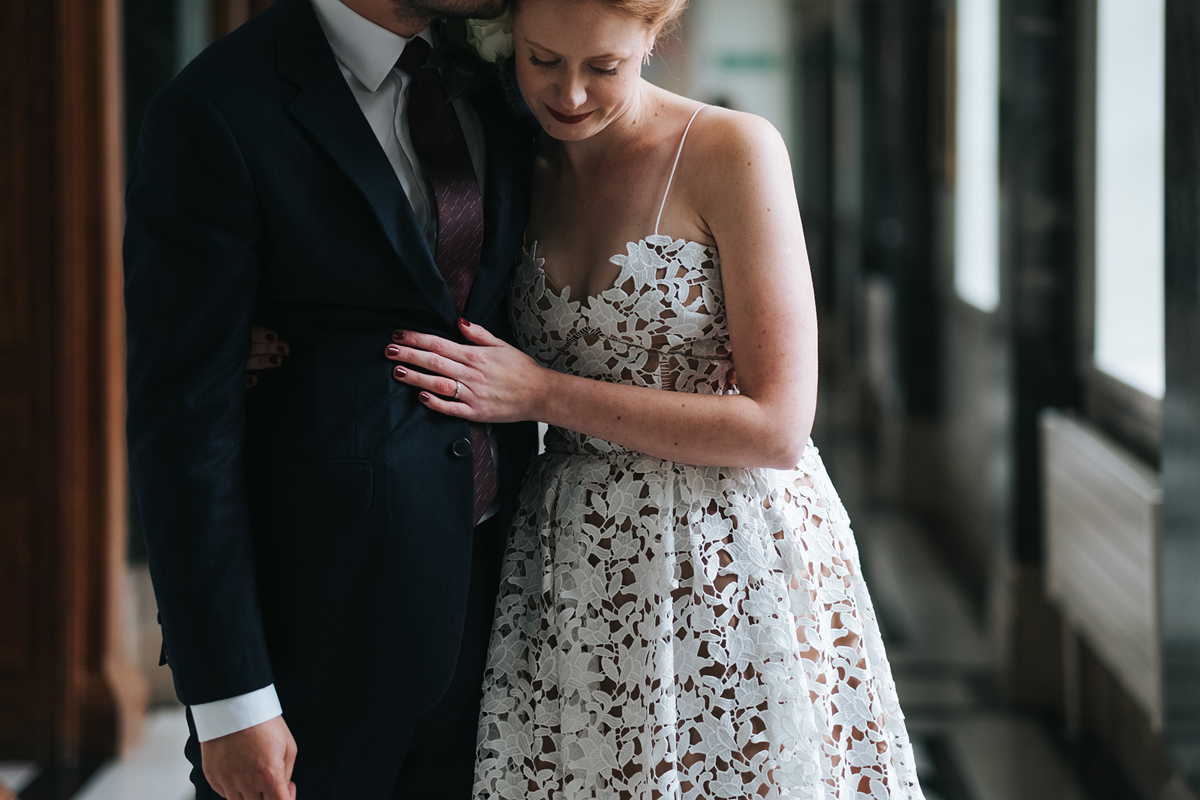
left=453, top=381, right=463, bottom=401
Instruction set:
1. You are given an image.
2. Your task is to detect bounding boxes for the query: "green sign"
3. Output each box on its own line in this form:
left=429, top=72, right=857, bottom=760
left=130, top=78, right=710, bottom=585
left=714, top=52, right=783, bottom=72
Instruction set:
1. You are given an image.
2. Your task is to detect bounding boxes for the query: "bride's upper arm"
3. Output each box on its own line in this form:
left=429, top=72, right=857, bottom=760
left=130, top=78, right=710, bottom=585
left=689, top=111, right=819, bottom=444
left=690, top=111, right=804, bottom=263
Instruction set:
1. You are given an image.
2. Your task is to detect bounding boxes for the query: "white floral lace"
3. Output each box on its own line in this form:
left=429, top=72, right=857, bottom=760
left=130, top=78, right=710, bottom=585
left=474, top=236, right=924, bottom=799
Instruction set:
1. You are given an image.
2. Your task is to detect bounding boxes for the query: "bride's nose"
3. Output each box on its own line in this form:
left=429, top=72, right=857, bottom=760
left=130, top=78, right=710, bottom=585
left=556, top=72, right=588, bottom=112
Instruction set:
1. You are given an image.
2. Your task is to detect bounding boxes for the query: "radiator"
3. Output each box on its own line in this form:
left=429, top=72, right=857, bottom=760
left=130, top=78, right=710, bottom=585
left=1042, top=409, right=1164, bottom=728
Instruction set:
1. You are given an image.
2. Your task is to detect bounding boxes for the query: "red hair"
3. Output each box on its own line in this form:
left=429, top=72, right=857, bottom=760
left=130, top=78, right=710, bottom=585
left=604, top=0, right=689, bottom=29
left=514, top=0, right=689, bottom=32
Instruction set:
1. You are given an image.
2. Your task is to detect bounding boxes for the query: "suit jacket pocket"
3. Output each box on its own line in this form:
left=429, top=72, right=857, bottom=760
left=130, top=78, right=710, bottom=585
left=268, top=455, right=374, bottom=521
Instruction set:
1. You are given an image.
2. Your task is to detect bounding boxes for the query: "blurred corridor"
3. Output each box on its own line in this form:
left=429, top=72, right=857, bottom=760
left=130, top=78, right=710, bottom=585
left=2, top=0, right=1199, bottom=798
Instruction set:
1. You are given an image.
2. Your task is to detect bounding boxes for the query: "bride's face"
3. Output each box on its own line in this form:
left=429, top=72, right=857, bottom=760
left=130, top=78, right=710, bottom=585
left=513, top=0, right=657, bottom=142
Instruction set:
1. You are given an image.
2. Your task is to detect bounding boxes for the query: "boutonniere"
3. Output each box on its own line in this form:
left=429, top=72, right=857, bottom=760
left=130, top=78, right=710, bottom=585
left=427, top=13, right=516, bottom=104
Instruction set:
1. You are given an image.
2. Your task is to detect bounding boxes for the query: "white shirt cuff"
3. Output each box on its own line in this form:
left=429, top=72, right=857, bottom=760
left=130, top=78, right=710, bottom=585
left=190, top=684, right=283, bottom=742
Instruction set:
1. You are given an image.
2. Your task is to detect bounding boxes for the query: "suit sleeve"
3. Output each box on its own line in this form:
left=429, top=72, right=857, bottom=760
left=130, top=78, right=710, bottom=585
left=124, top=82, right=273, bottom=706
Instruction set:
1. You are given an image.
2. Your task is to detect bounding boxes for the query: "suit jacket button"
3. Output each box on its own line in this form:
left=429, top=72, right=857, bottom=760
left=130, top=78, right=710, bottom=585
left=451, top=438, right=472, bottom=459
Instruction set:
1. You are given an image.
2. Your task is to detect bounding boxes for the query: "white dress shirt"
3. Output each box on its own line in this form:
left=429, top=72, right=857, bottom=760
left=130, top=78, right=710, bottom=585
left=191, top=0, right=494, bottom=743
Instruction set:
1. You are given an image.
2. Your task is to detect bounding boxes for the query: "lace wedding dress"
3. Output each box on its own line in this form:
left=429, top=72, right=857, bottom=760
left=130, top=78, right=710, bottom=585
left=474, top=108, right=924, bottom=800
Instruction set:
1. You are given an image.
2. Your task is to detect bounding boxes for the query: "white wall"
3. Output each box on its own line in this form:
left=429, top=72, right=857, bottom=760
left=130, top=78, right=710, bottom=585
left=684, top=0, right=794, bottom=149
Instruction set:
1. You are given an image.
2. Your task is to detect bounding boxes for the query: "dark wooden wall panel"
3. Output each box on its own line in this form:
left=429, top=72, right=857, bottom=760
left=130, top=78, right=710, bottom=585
left=0, top=0, right=146, bottom=763
left=0, top=498, right=32, bottom=674
left=0, top=394, right=32, bottom=675
left=0, top=57, right=29, bottom=347
left=0, top=0, right=57, bottom=762
left=213, top=0, right=251, bottom=37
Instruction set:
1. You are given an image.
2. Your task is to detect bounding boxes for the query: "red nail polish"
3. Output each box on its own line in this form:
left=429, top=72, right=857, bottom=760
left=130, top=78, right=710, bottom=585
left=276, top=345, right=287, bottom=355
left=269, top=355, right=281, bottom=366
left=392, top=331, right=405, bottom=342
left=386, top=345, right=400, bottom=357
left=265, top=332, right=277, bottom=342
left=459, top=317, right=472, bottom=328
left=394, top=367, right=407, bottom=379
left=420, top=392, right=431, bottom=402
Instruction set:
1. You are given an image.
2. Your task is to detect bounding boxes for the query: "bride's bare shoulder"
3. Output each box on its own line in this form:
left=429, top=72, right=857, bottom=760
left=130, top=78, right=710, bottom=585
left=685, top=106, right=788, bottom=174
left=671, top=105, right=793, bottom=216
left=641, top=87, right=783, bottom=156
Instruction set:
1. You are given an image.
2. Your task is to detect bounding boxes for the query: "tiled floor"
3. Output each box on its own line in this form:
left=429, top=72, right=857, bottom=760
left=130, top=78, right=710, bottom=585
left=72, top=708, right=194, bottom=800
left=5, top=440, right=1093, bottom=800
left=1, top=708, right=192, bottom=800
left=0, top=763, right=38, bottom=795
left=820, top=427, right=1092, bottom=800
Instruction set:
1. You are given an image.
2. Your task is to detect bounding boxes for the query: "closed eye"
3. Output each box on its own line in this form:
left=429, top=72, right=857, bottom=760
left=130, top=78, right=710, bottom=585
left=529, top=54, right=560, bottom=68
left=590, top=64, right=619, bottom=76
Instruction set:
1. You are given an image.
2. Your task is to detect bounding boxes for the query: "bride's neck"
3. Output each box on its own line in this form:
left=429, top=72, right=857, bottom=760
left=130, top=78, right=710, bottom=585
left=557, top=82, right=654, bottom=175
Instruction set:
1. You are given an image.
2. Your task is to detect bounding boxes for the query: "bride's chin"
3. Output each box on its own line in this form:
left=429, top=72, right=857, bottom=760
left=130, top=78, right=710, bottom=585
left=540, top=118, right=604, bottom=142
left=546, top=126, right=599, bottom=142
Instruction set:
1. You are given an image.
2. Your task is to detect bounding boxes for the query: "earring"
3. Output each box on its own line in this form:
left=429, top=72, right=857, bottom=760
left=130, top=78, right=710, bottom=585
left=644, top=50, right=653, bottom=66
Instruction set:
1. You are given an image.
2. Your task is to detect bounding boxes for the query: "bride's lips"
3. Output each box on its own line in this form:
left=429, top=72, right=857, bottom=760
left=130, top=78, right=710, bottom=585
left=546, top=105, right=595, bottom=125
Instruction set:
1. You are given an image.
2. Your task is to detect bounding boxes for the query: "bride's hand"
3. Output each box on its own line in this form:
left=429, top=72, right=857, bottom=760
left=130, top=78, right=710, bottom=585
left=385, top=319, right=549, bottom=424
left=246, top=326, right=288, bottom=388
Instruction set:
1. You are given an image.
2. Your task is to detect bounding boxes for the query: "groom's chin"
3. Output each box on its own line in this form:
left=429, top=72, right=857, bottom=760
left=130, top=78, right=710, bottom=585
left=400, top=0, right=509, bottom=20
left=468, top=0, right=509, bottom=20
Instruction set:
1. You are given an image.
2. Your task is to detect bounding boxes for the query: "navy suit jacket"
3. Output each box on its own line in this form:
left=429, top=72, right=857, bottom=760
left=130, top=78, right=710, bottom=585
left=124, top=0, right=537, bottom=721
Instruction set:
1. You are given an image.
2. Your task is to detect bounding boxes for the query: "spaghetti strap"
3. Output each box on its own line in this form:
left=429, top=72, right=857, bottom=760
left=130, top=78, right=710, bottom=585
left=654, top=105, right=708, bottom=236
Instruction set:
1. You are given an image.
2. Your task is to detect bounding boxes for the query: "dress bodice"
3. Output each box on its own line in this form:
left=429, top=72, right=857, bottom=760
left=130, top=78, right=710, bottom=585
left=510, top=234, right=736, bottom=458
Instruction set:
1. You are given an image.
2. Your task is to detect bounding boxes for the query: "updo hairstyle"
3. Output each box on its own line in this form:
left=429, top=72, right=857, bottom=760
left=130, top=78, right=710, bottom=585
left=604, top=0, right=689, bottom=31
left=513, top=0, right=690, bottom=33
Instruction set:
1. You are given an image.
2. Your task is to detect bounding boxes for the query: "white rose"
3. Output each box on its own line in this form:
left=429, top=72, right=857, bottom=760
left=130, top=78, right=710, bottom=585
left=466, top=12, right=514, bottom=63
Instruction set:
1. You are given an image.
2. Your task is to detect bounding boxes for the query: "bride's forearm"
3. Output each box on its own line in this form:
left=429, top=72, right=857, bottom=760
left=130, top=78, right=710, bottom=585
left=536, top=368, right=811, bottom=470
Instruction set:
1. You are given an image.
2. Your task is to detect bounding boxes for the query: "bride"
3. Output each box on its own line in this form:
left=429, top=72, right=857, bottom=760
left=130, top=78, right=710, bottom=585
left=254, top=0, right=922, bottom=795
left=378, top=1, right=926, bottom=797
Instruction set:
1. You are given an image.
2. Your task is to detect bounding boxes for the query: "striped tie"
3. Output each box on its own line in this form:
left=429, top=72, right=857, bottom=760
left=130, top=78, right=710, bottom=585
left=397, top=37, right=497, bottom=525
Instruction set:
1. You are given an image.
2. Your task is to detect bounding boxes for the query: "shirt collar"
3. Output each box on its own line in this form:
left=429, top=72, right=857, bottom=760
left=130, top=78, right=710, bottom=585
left=310, top=0, right=433, bottom=92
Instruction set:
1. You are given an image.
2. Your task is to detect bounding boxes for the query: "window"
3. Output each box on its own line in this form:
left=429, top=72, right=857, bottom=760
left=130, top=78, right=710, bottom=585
left=954, top=0, right=1001, bottom=312
left=1093, top=0, right=1165, bottom=399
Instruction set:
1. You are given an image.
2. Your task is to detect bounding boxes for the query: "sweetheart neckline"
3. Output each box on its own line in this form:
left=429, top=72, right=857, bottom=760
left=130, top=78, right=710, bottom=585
left=522, top=235, right=718, bottom=309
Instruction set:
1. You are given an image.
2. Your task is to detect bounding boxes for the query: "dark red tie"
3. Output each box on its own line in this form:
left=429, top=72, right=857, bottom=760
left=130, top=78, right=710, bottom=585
left=397, top=37, right=497, bottom=525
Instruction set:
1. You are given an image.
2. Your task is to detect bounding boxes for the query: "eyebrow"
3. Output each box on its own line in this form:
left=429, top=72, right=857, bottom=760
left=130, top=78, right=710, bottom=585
left=524, top=38, right=622, bottom=60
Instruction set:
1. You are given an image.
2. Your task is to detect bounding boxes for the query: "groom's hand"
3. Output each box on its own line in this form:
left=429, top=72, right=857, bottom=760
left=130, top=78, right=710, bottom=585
left=201, top=715, right=298, bottom=800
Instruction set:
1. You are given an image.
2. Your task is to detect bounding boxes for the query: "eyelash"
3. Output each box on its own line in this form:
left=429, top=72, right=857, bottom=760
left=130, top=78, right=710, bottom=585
left=528, top=54, right=619, bottom=77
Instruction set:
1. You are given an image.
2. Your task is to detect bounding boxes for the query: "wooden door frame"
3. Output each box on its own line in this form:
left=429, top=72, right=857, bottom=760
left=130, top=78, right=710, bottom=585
left=214, top=0, right=274, bottom=39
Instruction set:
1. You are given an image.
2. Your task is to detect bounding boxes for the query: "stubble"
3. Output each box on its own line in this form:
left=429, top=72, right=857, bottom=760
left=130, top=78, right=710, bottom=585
left=390, top=0, right=509, bottom=29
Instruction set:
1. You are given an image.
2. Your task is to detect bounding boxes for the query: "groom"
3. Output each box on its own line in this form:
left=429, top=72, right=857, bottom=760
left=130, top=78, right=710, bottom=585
left=123, top=0, right=536, bottom=797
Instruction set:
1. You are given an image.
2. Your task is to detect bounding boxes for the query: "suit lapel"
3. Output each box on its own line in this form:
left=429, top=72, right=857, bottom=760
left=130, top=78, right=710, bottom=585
left=272, top=0, right=457, bottom=325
